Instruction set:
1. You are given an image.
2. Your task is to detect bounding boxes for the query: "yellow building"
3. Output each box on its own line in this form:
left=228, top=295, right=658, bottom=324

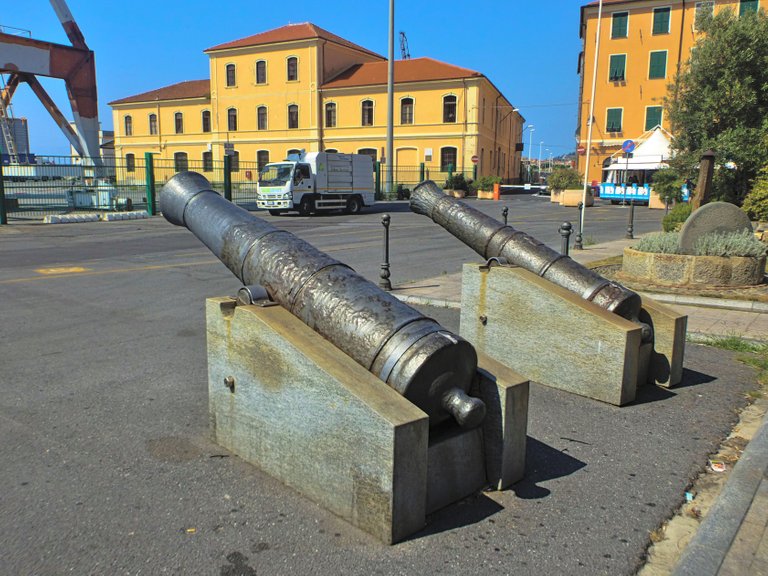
left=110, top=23, right=524, bottom=185
left=576, top=0, right=759, bottom=184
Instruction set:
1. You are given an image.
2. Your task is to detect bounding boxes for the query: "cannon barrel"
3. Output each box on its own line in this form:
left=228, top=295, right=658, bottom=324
left=161, top=172, right=485, bottom=428
left=410, top=180, right=642, bottom=320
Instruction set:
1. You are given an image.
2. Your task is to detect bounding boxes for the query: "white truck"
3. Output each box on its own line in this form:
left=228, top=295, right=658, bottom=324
left=256, top=151, right=374, bottom=216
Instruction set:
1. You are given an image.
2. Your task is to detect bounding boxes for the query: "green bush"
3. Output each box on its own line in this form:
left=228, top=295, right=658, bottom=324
left=444, top=173, right=469, bottom=192
left=476, top=175, right=502, bottom=191
left=650, top=168, right=685, bottom=205
left=634, top=232, right=681, bottom=254
left=742, top=165, right=768, bottom=221
left=547, top=167, right=582, bottom=193
left=662, top=202, right=692, bottom=232
left=693, top=230, right=766, bottom=257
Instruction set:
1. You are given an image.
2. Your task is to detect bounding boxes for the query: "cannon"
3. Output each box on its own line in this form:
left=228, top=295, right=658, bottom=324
left=410, top=180, right=643, bottom=322
left=161, top=172, right=485, bottom=428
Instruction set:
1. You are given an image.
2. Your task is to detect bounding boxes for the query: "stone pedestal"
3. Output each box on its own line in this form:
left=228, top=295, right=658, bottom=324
left=459, top=265, right=686, bottom=405
left=205, top=297, right=529, bottom=544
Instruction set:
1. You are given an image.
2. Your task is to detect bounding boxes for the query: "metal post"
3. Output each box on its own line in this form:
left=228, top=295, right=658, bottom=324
left=559, top=222, right=572, bottom=256
left=379, top=214, right=392, bottom=291
left=0, top=161, right=7, bottom=225
left=626, top=202, right=635, bottom=239
left=574, top=202, right=584, bottom=250
left=385, top=0, right=394, bottom=199
left=473, top=164, right=478, bottom=181
left=448, top=163, right=453, bottom=180
left=223, top=154, right=232, bottom=202
left=502, top=206, right=508, bottom=226
left=375, top=161, right=382, bottom=198
left=144, top=152, right=156, bottom=216
left=419, top=162, right=425, bottom=182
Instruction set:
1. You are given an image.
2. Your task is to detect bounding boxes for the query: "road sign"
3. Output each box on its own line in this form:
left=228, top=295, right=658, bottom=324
left=621, top=140, right=636, bottom=153
left=471, top=155, right=479, bottom=164
left=577, top=146, right=586, bottom=155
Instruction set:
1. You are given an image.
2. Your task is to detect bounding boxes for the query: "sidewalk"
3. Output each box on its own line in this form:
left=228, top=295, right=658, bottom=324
left=393, top=237, right=768, bottom=575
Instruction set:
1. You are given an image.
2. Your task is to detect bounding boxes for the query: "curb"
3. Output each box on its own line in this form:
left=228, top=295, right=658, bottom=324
left=43, top=211, right=150, bottom=224
left=672, top=416, right=768, bottom=576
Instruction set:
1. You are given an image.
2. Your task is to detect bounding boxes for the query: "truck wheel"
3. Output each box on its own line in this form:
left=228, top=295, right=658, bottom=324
left=345, top=196, right=362, bottom=215
left=298, top=197, right=314, bottom=216
left=268, top=210, right=283, bottom=216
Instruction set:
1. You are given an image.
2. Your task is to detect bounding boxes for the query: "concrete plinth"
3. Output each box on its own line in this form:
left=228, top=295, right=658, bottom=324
left=459, top=264, right=686, bottom=406
left=206, top=297, right=529, bottom=543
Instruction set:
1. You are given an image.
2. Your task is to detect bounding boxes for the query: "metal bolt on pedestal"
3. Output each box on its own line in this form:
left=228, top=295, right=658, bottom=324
left=379, top=214, right=392, bottom=291
left=502, top=206, right=508, bottom=226
left=626, top=202, right=635, bottom=239
left=559, top=222, right=572, bottom=256
left=574, top=202, right=584, bottom=250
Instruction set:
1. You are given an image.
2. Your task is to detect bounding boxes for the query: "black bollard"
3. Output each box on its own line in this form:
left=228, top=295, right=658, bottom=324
left=626, top=202, right=635, bottom=239
left=574, top=202, right=584, bottom=250
left=559, top=222, right=572, bottom=256
left=379, top=214, right=392, bottom=291
left=502, top=206, right=508, bottom=226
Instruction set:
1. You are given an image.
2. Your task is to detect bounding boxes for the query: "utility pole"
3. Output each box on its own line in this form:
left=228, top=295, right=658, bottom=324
left=386, top=0, right=394, bottom=198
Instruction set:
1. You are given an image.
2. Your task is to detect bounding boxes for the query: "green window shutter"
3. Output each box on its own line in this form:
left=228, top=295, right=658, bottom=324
left=612, top=12, right=628, bottom=38
left=609, top=55, right=626, bottom=81
left=649, top=51, right=667, bottom=79
left=607, top=109, right=623, bottom=132
left=740, top=0, right=758, bottom=15
left=653, top=7, right=670, bottom=34
left=645, top=107, right=663, bottom=131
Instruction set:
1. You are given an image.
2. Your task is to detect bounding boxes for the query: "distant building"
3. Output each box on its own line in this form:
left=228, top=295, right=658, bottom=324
left=68, top=124, right=115, bottom=166
left=576, top=0, right=757, bottom=184
left=0, top=117, right=30, bottom=156
left=109, top=23, right=524, bottom=183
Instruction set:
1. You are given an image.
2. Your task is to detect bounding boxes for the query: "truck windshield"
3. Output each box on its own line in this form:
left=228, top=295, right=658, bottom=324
left=258, top=163, right=294, bottom=186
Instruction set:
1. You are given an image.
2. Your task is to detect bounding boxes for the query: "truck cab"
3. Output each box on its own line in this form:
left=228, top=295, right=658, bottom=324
left=256, top=152, right=374, bottom=216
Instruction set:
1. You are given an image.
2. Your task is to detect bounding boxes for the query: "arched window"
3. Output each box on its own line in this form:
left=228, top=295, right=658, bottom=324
left=226, top=63, right=236, bottom=87
left=325, top=103, right=336, bottom=128
left=124, top=115, right=132, bottom=136
left=257, top=106, right=267, bottom=130
left=361, top=100, right=374, bottom=126
left=201, top=110, right=211, bottom=133
left=288, top=104, right=298, bottom=129
left=174, top=112, right=183, bottom=134
left=227, top=108, right=238, bottom=131
left=286, top=57, right=298, bottom=81
left=256, top=61, right=267, bottom=84
left=125, top=153, right=135, bottom=172
left=174, top=152, right=189, bottom=173
left=257, top=150, right=270, bottom=170
left=287, top=148, right=302, bottom=157
left=400, top=98, right=414, bottom=125
left=229, top=150, right=240, bottom=172
left=440, top=147, right=458, bottom=171
left=443, top=95, right=457, bottom=123
left=202, top=151, right=213, bottom=172
left=358, top=148, right=377, bottom=162
left=149, top=113, right=158, bottom=135
left=325, top=148, right=338, bottom=153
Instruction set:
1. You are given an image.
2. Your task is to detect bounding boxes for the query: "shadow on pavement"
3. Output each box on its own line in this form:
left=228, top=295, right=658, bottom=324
left=511, top=437, right=587, bottom=500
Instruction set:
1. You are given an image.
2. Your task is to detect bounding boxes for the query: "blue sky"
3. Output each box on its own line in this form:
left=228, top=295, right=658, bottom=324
left=4, top=0, right=586, bottom=158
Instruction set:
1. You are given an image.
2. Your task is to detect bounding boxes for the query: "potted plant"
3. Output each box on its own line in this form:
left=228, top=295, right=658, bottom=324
left=548, top=167, right=589, bottom=206
left=648, top=168, right=684, bottom=211
left=476, top=175, right=502, bottom=200
left=443, top=173, right=470, bottom=198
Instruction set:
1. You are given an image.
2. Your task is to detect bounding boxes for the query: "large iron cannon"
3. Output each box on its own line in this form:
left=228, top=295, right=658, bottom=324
left=161, top=172, right=485, bottom=428
left=410, top=180, right=643, bottom=321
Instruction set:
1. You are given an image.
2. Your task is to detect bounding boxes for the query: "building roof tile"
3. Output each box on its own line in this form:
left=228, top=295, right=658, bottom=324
left=322, top=57, right=483, bottom=89
left=108, top=80, right=210, bottom=105
left=205, top=22, right=383, bottom=59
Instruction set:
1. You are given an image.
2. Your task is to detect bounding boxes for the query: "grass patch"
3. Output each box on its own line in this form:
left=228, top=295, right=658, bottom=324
left=585, top=255, right=623, bottom=269
left=697, top=333, right=768, bottom=386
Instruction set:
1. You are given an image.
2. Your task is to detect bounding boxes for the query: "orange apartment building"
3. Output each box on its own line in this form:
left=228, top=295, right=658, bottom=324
left=576, top=0, right=761, bottom=184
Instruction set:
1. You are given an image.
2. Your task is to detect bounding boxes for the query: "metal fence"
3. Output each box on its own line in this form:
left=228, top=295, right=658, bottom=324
left=0, top=155, right=480, bottom=221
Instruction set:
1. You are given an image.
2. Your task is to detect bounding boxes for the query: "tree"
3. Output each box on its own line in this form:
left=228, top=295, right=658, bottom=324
left=665, top=8, right=768, bottom=204
left=650, top=167, right=684, bottom=207
left=742, top=164, right=768, bottom=221
left=547, top=167, right=582, bottom=193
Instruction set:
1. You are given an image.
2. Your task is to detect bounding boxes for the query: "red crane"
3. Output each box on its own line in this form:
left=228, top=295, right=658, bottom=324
left=0, top=0, right=101, bottom=163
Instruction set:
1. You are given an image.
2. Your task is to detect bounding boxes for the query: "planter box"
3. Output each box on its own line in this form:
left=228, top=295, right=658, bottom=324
left=444, top=189, right=466, bottom=198
left=477, top=190, right=494, bottom=200
left=559, top=189, right=594, bottom=207
left=621, top=247, right=766, bottom=287
left=550, top=190, right=561, bottom=203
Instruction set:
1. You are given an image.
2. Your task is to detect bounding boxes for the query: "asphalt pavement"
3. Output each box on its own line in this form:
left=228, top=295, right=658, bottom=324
left=0, top=197, right=762, bottom=575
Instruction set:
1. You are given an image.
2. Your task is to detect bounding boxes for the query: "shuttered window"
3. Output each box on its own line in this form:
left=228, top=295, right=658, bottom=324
left=645, top=107, right=663, bottom=131
left=609, top=54, right=626, bottom=81
left=606, top=108, right=623, bottom=132
left=740, top=0, right=759, bottom=16
left=611, top=12, right=629, bottom=38
left=649, top=51, right=667, bottom=79
left=653, top=7, right=671, bottom=34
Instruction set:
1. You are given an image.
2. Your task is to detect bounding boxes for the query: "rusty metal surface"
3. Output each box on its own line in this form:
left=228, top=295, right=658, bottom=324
left=410, top=180, right=642, bottom=320
left=161, top=172, right=484, bottom=428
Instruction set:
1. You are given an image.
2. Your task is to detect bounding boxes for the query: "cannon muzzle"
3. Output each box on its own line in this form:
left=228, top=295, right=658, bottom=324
left=161, top=172, right=485, bottom=428
left=410, top=180, right=642, bottom=321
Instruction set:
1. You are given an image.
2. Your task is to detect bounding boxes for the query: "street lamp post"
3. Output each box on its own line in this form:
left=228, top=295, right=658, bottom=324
left=538, top=141, right=543, bottom=181
left=525, top=125, right=535, bottom=183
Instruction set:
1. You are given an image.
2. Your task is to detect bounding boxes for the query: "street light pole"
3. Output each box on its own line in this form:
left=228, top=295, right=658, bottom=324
left=538, top=141, right=543, bottom=179
left=386, top=0, right=394, bottom=198
left=527, top=126, right=534, bottom=183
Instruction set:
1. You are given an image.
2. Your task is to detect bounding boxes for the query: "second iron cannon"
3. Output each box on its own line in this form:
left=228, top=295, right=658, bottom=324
left=160, top=171, right=485, bottom=429
left=410, top=180, right=643, bottom=321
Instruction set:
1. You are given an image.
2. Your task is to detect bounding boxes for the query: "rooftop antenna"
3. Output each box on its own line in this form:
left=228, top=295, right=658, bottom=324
left=399, top=31, right=410, bottom=60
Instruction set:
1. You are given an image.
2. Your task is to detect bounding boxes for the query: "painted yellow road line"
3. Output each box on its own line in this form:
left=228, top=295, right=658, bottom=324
left=35, top=266, right=92, bottom=275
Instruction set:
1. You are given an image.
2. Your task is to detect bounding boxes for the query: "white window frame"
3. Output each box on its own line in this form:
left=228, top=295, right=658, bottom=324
left=652, top=6, right=672, bottom=35
left=605, top=107, right=624, bottom=133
